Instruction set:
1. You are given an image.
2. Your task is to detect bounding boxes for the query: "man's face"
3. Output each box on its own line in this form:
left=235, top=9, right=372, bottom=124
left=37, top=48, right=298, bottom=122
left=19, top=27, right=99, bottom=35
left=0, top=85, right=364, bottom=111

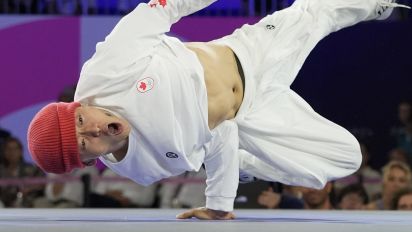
left=4, top=140, right=22, bottom=165
left=300, top=183, right=331, bottom=209
left=339, top=192, right=364, bottom=210
left=384, top=167, right=409, bottom=196
left=397, top=193, right=412, bottom=210
left=75, top=105, right=130, bottom=163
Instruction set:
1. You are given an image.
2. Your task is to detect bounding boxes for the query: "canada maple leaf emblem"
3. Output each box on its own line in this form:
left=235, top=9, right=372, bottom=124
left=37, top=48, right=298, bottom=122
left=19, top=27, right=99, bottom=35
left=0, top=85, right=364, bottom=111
left=136, top=77, right=154, bottom=93
left=139, top=82, right=147, bottom=91
left=149, top=0, right=167, bottom=8
left=159, top=0, right=167, bottom=7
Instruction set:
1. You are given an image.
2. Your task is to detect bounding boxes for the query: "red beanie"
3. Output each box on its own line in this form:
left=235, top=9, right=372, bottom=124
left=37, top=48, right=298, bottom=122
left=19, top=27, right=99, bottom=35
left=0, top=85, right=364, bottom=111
left=27, top=102, right=85, bottom=174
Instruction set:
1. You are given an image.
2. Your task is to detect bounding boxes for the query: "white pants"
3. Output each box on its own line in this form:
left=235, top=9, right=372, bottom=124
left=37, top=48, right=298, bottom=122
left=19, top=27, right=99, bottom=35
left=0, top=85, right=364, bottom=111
left=211, top=0, right=385, bottom=189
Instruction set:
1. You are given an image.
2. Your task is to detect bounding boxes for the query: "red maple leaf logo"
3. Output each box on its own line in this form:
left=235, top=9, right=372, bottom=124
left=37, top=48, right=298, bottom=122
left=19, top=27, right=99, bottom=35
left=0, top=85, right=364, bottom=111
left=139, top=82, right=147, bottom=91
left=136, top=77, right=154, bottom=93
left=149, top=0, right=166, bottom=8
left=159, top=0, right=167, bottom=7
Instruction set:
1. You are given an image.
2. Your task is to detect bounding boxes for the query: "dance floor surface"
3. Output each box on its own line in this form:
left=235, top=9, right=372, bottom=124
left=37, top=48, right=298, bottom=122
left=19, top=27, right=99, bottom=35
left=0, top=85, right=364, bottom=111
left=1, top=209, right=412, bottom=232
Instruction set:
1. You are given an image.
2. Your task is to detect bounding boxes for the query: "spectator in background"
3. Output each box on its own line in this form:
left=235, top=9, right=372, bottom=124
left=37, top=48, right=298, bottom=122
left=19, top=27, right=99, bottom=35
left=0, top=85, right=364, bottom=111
left=388, top=148, right=410, bottom=167
left=391, top=187, right=412, bottom=210
left=257, top=184, right=304, bottom=209
left=94, top=168, right=158, bottom=208
left=0, top=137, right=45, bottom=207
left=337, top=184, right=368, bottom=210
left=281, top=185, right=303, bottom=199
left=2, top=0, right=39, bottom=14
left=334, top=143, right=382, bottom=200
left=0, top=127, right=11, bottom=166
left=158, top=169, right=207, bottom=209
left=366, top=161, right=411, bottom=210
left=300, top=182, right=334, bottom=210
left=44, top=166, right=99, bottom=208
left=249, top=0, right=294, bottom=16
left=391, top=100, right=412, bottom=167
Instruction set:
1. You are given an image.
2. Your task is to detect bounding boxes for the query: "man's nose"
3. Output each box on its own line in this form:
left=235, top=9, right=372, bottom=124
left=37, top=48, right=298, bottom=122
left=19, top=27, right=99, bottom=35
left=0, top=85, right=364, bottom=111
left=83, top=124, right=101, bottom=137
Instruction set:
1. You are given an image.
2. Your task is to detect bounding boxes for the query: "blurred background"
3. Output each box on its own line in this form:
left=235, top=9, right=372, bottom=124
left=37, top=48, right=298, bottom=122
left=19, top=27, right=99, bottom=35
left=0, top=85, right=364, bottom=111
left=0, top=0, right=411, bottom=211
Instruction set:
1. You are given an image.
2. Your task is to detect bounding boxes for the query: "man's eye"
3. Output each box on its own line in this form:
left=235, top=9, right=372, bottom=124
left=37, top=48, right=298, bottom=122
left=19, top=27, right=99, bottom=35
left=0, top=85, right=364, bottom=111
left=79, top=116, right=84, bottom=125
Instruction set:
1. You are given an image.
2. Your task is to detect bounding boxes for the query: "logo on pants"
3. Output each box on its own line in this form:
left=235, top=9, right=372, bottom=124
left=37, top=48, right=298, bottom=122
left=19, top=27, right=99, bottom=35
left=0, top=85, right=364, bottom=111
left=266, top=24, right=276, bottom=30
left=165, top=152, right=178, bottom=158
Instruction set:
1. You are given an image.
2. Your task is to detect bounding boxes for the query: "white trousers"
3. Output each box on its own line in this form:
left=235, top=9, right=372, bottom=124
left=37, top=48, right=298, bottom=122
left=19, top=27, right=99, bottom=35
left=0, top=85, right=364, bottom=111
left=211, top=0, right=385, bottom=189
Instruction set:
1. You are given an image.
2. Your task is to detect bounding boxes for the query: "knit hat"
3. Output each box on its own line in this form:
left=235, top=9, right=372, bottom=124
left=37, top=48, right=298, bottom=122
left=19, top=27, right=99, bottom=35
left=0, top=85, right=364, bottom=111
left=27, top=102, right=84, bottom=174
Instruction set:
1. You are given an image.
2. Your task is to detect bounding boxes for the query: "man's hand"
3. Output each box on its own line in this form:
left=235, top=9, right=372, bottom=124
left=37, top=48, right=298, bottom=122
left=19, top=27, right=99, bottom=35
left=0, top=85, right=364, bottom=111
left=176, top=207, right=235, bottom=220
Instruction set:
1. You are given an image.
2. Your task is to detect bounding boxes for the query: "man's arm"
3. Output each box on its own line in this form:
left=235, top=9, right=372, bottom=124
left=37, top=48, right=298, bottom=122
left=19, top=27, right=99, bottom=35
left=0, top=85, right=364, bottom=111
left=177, top=120, right=239, bottom=220
left=78, top=0, right=218, bottom=89
left=97, top=0, right=217, bottom=54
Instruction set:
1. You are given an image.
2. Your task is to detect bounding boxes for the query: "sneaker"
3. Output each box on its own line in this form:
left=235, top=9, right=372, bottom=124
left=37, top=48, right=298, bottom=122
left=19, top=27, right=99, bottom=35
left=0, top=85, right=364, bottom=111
left=375, top=0, right=410, bottom=20
left=239, top=171, right=257, bottom=184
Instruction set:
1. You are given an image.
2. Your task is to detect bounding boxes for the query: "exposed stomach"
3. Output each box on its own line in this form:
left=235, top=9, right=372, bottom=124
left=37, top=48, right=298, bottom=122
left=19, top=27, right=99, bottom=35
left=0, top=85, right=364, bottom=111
left=185, top=42, right=244, bottom=130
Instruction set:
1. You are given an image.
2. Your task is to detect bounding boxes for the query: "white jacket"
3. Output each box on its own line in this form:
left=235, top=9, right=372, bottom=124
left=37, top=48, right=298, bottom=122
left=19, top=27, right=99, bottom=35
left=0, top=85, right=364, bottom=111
left=75, top=0, right=239, bottom=211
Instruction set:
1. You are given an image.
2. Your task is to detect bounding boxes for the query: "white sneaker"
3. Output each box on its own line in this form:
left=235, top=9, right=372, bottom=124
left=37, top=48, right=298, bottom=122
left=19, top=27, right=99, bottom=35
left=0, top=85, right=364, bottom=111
left=375, top=0, right=410, bottom=20
left=239, top=171, right=257, bottom=184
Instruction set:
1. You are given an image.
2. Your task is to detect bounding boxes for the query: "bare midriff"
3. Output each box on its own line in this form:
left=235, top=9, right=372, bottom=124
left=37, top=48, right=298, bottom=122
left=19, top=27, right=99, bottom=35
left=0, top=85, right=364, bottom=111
left=185, top=42, right=244, bottom=130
